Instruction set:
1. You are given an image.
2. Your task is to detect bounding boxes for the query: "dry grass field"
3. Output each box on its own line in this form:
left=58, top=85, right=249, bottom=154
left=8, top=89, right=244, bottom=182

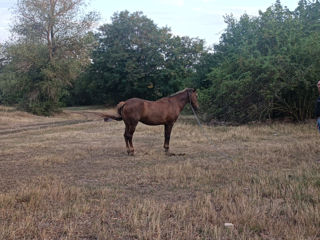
left=1, top=105, right=320, bottom=240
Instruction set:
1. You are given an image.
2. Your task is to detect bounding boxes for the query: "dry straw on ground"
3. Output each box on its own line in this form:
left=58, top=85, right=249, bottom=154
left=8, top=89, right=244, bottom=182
left=0, top=106, right=320, bottom=239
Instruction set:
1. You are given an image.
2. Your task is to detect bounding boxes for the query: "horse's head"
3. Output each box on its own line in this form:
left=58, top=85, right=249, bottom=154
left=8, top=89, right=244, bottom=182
left=188, top=88, right=199, bottom=111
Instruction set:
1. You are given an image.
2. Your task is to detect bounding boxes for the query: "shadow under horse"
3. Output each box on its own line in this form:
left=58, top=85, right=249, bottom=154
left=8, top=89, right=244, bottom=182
left=101, top=88, right=199, bottom=155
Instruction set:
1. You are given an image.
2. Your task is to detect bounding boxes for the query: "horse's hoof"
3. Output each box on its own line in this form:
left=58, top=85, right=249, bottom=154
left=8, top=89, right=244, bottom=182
left=128, top=151, right=134, bottom=156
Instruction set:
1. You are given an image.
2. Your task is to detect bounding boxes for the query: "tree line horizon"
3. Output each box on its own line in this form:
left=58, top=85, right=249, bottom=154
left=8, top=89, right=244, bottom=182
left=0, top=0, right=319, bottom=123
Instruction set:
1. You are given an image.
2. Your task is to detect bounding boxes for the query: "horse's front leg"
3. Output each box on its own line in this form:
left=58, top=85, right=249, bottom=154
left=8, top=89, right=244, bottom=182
left=164, top=123, right=174, bottom=154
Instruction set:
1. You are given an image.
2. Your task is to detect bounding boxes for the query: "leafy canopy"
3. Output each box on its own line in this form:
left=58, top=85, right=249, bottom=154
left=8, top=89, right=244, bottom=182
left=195, top=0, right=320, bottom=123
left=0, top=0, right=98, bottom=115
left=71, top=11, right=205, bottom=105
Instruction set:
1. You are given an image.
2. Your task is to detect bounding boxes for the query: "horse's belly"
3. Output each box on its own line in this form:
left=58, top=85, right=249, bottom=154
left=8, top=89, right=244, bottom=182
left=140, top=102, right=177, bottom=125
left=140, top=117, right=166, bottom=125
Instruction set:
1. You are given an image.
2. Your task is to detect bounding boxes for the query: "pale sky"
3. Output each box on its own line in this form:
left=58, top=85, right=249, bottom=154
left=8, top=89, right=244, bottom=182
left=0, top=0, right=299, bottom=46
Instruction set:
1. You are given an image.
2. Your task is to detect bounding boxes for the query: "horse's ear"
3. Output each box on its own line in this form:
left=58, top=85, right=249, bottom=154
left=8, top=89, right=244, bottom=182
left=193, top=88, right=197, bottom=92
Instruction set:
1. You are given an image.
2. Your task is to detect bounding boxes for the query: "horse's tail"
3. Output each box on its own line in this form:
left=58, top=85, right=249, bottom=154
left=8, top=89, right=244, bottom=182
left=116, top=101, right=126, bottom=116
left=81, top=102, right=126, bottom=121
left=92, top=111, right=122, bottom=121
left=99, top=101, right=126, bottom=122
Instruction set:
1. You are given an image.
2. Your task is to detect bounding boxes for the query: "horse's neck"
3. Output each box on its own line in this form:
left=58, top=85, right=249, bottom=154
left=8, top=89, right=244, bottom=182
left=174, top=92, right=189, bottom=111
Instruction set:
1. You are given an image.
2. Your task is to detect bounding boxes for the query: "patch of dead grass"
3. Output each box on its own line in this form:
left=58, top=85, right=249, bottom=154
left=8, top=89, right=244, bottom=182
left=1, top=109, right=320, bottom=239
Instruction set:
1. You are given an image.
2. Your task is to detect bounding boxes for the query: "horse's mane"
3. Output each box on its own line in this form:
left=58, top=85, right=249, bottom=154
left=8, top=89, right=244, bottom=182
left=169, top=88, right=193, bottom=97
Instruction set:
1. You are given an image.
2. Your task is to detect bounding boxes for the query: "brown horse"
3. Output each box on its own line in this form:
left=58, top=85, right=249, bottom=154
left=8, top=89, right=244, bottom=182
left=101, top=88, right=199, bottom=155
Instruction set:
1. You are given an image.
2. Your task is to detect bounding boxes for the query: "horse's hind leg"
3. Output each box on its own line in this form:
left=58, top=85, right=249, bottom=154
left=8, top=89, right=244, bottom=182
left=164, top=123, right=174, bottom=154
left=124, top=122, right=137, bottom=156
left=124, top=124, right=130, bottom=155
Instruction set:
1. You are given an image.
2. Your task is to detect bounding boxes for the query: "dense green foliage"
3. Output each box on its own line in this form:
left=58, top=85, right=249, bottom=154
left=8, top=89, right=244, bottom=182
left=195, top=0, right=320, bottom=123
left=1, top=0, right=320, bottom=122
left=67, top=11, right=205, bottom=105
left=0, top=0, right=98, bottom=115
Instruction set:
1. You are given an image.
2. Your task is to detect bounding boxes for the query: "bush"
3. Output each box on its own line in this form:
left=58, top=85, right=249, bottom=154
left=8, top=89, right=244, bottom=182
left=196, top=1, right=320, bottom=123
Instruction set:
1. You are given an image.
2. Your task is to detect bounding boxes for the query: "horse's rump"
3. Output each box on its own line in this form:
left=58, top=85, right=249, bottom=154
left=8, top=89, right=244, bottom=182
left=116, top=101, right=126, bottom=115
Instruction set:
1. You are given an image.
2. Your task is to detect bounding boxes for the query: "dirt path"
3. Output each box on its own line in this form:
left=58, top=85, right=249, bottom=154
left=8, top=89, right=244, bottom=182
left=0, top=110, right=103, bottom=136
left=0, top=119, right=101, bottom=135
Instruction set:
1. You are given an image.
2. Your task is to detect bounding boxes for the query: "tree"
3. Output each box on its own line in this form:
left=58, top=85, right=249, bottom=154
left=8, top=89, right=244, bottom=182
left=71, top=11, right=205, bottom=105
left=196, top=1, right=320, bottom=123
left=0, top=0, right=98, bottom=114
